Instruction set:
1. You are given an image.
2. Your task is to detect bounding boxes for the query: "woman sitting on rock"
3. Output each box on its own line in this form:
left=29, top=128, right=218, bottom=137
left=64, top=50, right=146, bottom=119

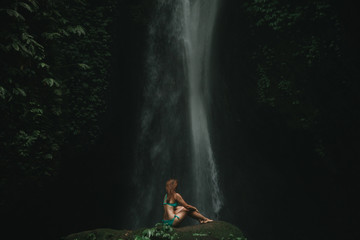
left=162, top=179, right=213, bottom=226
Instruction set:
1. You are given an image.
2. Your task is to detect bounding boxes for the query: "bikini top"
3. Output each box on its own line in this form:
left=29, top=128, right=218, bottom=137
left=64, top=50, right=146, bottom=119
left=163, top=193, right=178, bottom=207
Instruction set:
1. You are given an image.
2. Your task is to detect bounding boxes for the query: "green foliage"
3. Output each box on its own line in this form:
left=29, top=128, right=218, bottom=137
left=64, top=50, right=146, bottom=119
left=134, top=223, right=178, bottom=240
left=87, top=232, right=97, bottom=240
left=52, top=1, right=115, bottom=147
left=244, top=0, right=341, bottom=130
left=242, top=0, right=349, bottom=159
left=0, top=0, right=116, bottom=206
left=1, top=0, right=62, bottom=182
left=244, top=0, right=334, bottom=31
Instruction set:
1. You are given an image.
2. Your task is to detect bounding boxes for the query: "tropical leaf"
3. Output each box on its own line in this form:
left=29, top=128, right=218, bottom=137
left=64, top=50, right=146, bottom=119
left=78, top=63, right=90, bottom=70
left=6, top=9, right=25, bottom=20
left=43, top=78, right=59, bottom=87
left=12, top=42, right=20, bottom=51
left=58, top=28, right=70, bottom=37
left=18, top=2, right=33, bottom=12
left=42, top=32, right=62, bottom=40
left=39, top=62, right=50, bottom=69
left=13, top=87, right=27, bottom=96
left=27, top=0, right=39, bottom=9
left=67, top=25, right=86, bottom=36
left=0, top=86, right=6, bottom=99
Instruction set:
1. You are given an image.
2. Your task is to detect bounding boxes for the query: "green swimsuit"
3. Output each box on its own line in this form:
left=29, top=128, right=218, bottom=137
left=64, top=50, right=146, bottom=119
left=162, top=194, right=179, bottom=226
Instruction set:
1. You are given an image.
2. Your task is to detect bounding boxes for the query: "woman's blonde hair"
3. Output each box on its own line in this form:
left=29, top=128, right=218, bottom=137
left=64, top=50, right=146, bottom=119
left=165, top=179, right=178, bottom=202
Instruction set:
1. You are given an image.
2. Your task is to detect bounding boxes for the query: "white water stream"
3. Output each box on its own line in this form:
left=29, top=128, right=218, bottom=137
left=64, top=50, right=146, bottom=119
left=132, top=0, right=222, bottom=227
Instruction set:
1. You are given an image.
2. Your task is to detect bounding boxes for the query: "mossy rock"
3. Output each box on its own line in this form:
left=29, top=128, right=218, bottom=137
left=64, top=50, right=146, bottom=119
left=62, top=221, right=245, bottom=240
left=63, top=228, right=131, bottom=240
left=174, top=221, right=245, bottom=240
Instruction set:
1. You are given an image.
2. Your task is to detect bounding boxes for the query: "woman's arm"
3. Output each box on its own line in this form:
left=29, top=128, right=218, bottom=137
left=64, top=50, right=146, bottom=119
left=175, top=193, right=198, bottom=212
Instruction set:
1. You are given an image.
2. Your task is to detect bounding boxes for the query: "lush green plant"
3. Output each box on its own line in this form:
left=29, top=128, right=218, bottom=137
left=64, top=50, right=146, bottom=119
left=53, top=0, right=115, bottom=148
left=244, top=0, right=341, bottom=128
left=134, top=223, right=178, bottom=240
left=1, top=0, right=79, bottom=185
left=0, top=0, right=116, bottom=207
left=242, top=0, right=344, bottom=159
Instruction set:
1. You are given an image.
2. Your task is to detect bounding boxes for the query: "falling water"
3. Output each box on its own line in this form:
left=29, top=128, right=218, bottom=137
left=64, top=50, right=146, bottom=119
left=131, top=0, right=222, bottom=227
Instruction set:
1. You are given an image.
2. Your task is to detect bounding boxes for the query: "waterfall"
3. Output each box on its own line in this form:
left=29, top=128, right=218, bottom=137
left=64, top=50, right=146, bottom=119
left=131, top=0, right=222, bottom=227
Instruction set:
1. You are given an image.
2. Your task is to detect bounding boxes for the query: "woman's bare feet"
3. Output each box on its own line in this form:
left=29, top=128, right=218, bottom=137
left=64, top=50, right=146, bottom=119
left=199, top=218, right=213, bottom=224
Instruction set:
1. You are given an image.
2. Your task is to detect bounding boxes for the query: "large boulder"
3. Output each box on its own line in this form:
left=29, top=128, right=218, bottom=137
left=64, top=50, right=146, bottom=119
left=63, top=221, right=246, bottom=240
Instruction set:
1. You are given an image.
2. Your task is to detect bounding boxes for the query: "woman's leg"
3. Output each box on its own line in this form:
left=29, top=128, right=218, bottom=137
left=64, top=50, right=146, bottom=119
left=187, top=210, right=207, bottom=222
left=173, top=207, right=213, bottom=225
left=172, top=208, right=188, bottom=227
